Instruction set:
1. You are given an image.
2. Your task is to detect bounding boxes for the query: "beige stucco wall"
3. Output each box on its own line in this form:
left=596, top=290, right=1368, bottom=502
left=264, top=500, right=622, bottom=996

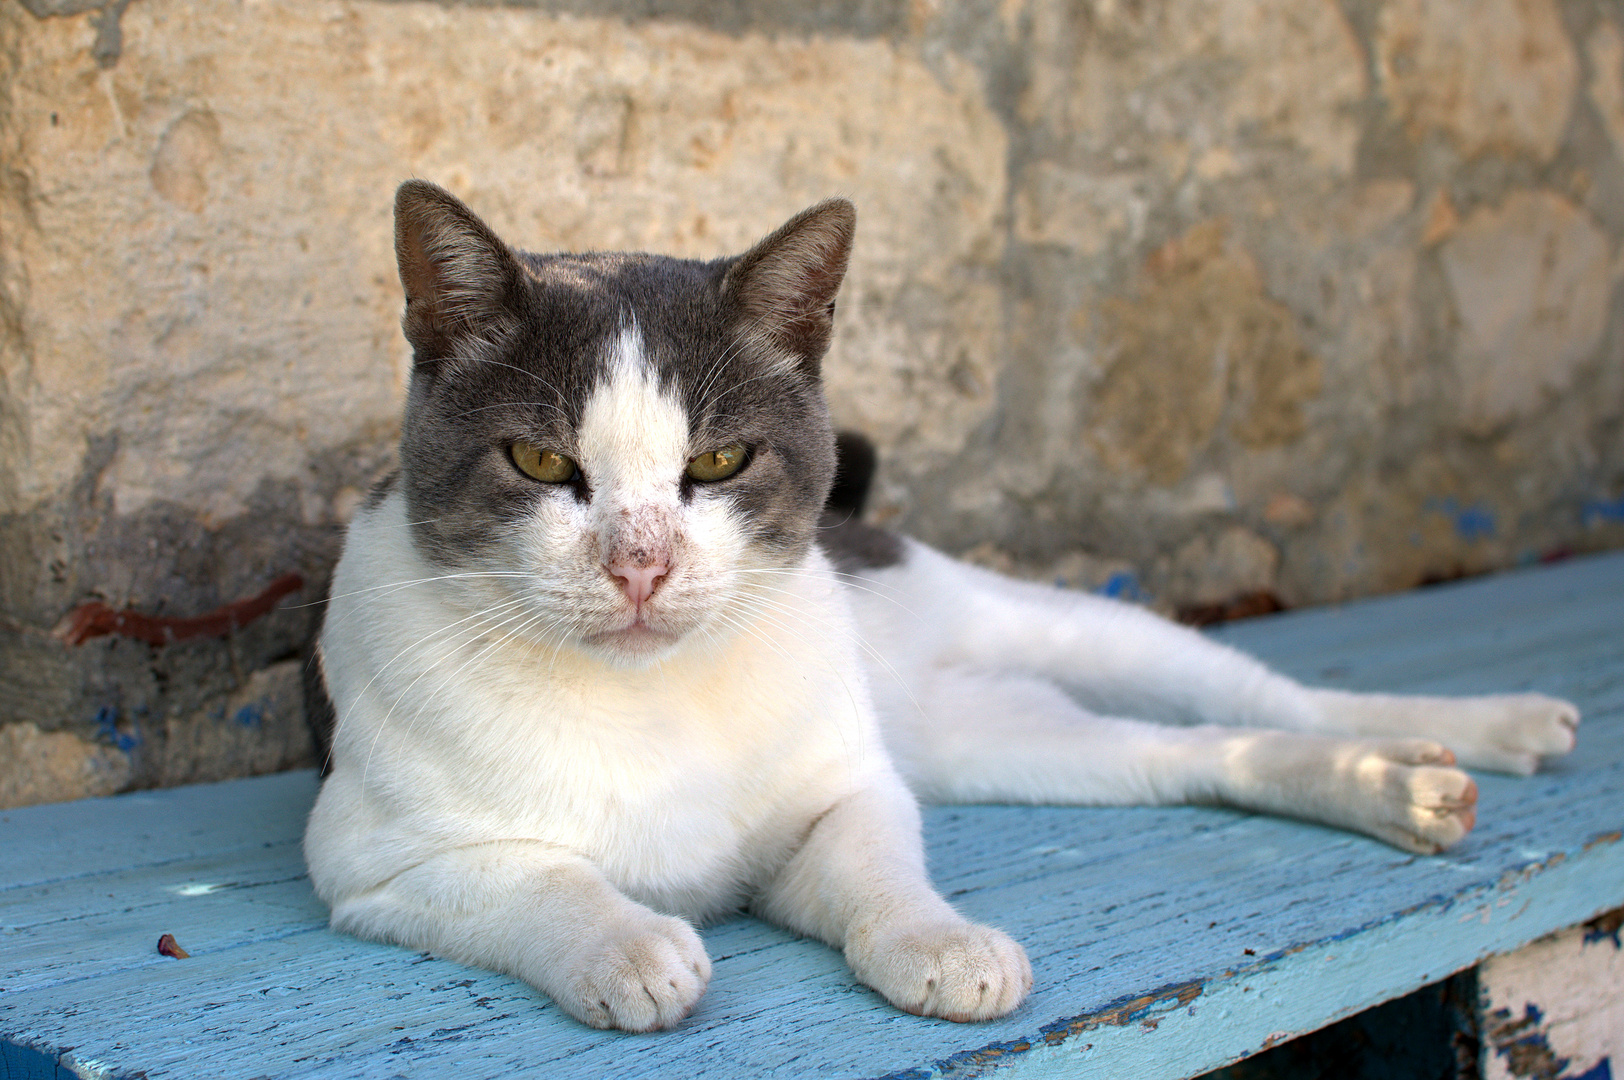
left=3, top=0, right=1622, bottom=806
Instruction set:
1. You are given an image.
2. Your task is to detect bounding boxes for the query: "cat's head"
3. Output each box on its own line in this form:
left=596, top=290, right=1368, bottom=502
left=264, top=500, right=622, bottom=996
left=390, top=181, right=853, bottom=666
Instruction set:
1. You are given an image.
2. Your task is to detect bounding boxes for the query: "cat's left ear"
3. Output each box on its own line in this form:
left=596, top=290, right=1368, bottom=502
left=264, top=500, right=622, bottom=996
left=721, top=199, right=855, bottom=377
left=394, top=180, right=528, bottom=361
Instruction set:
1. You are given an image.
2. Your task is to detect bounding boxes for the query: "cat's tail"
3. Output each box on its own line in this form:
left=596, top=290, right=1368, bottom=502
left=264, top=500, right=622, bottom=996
left=828, top=431, right=878, bottom=518
left=819, top=432, right=905, bottom=573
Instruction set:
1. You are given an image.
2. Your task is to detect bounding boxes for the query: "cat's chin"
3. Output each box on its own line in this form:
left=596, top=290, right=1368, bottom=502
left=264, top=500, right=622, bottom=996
left=580, top=622, right=685, bottom=666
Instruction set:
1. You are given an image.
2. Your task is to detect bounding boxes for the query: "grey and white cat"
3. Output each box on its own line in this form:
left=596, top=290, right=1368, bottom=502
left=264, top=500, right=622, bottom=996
left=303, top=182, right=1580, bottom=1032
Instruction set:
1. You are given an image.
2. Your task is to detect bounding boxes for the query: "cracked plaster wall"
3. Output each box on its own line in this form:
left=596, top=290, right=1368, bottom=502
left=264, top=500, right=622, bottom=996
left=2, top=0, right=1622, bottom=806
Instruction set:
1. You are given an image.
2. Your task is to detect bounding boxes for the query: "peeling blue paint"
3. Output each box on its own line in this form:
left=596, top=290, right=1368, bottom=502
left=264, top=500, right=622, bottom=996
left=1036, top=979, right=1205, bottom=1048
left=1583, top=912, right=1622, bottom=949
left=1583, top=497, right=1624, bottom=527
left=1572, top=1058, right=1613, bottom=1080
left=1488, top=1003, right=1572, bottom=1078
left=1425, top=497, right=1497, bottom=542
left=930, top=1038, right=1035, bottom=1077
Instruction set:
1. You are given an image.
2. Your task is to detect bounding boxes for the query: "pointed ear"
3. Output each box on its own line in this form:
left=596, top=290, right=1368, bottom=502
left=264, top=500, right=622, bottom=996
left=721, top=199, right=855, bottom=376
left=394, top=180, right=526, bottom=360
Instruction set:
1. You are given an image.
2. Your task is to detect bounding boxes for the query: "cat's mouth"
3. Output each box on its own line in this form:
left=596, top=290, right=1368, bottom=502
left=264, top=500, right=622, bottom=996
left=582, top=616, right=682, bottom=660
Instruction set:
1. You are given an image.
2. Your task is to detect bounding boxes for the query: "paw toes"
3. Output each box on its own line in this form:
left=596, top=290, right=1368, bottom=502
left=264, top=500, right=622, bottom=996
left=852, top=920, right=1030, bottom=1023
left=1352, top=754, right=1478, bottom=853
left=1381, top=739, right=1456, bottom=766
left=1475, top=694, right=1580, bottom=769
left=1395, top=767, right=1476, bottom=850
left=1410, top=768, right=1476, bottom=809
left=563, top=915, right=710, bottom=1032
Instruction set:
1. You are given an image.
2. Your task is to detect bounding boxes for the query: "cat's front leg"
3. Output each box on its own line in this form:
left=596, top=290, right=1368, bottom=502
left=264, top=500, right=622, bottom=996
left=325, top=840, right=711, bottom=1032
left=754, top=781, right=1032, bottom=1021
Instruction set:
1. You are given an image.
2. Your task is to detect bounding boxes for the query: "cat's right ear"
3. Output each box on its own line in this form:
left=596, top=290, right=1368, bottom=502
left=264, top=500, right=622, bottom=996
left=394, top=180, right=526, bottom=360
left=722, top=199, right=856, bottom=378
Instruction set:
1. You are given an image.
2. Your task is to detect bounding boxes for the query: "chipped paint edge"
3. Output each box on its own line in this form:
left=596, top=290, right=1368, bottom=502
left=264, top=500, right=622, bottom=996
left=866, top=829, right=1624, bottom=1080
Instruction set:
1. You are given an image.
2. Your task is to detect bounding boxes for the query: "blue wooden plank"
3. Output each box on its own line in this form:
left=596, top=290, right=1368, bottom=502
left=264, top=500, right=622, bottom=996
left=0, top=771, right=316, bottom=893
left=0, top=843, right=323, bottom=995
left=2, top=552, right=1622, bottom=1080
left=1208, top=554, right=1623, bottom=688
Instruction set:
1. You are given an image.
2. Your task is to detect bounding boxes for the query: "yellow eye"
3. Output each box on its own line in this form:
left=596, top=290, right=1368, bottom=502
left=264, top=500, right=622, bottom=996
left=686, top=445, right=747, bottom=482
left=511, top=442, right=578, bottom=483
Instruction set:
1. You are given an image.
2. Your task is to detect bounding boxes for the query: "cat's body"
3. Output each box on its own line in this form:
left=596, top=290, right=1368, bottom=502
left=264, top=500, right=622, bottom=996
left=305, top=183, right=1578, bottom=1032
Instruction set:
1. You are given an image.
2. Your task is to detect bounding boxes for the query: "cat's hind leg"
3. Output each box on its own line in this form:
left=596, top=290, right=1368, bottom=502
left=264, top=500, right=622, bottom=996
left=884, top=668, right=1478, bottom=854
left=1300, top=689, right=1578, bottom=776
left=322, top=840, right=711, bottom=1032
left=856, top=543, right=1578, bottom=776
left=754, top=778, right=1032, bottom=1022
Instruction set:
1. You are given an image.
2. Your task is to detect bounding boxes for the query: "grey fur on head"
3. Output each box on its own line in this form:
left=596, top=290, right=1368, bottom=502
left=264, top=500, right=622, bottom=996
left=388, top=180, right=855, bottom=571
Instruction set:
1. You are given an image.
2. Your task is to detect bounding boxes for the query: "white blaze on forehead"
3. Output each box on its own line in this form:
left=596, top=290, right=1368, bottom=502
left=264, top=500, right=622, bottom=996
left=578, top=325, right=690, bottom=499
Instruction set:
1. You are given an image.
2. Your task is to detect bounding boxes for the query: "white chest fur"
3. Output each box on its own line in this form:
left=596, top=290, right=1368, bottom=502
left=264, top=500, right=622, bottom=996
left=306, top=489, right=888, bottom=922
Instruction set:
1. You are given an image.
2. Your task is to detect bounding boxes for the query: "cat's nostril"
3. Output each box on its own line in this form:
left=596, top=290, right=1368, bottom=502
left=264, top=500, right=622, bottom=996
left=608, top=559, right=670, bottom=607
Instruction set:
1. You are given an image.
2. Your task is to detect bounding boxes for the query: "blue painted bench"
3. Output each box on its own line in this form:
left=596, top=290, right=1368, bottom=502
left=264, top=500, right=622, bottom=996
left=3, top=552, right=1622, bottom=1079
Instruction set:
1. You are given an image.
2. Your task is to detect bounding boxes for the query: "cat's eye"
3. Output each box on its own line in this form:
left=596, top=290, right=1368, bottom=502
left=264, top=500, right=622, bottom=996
left=686, top=445, right=748, bottom=483
left=511, top=442, right=578, bottom=483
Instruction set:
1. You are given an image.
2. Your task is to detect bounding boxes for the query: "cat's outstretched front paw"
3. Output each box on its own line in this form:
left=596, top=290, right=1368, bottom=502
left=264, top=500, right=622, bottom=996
left=846, top=917, right=1031, bottom=1022
left=1446, top=694, right=1579, bottom=776
left=556, top=910, right=712, bottom=1032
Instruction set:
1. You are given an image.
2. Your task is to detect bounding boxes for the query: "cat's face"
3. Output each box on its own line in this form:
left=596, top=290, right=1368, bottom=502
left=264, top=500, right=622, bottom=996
left=390, top=183, right=853, bottom=665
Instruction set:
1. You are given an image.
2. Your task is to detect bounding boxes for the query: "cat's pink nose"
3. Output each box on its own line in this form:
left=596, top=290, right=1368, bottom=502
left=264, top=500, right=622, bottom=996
left=608, top=558, right=669, bottom=607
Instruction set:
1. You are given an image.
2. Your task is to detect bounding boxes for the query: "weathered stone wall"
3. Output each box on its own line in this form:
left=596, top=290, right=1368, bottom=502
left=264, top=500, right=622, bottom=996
left=2, top=0, right=1621, bottom=806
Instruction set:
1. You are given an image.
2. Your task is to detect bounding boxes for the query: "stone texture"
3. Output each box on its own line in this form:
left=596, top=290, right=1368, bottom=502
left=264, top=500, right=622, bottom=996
left=2, top=0, right=1623, bottom=804
left=1018, top=0, right=1367, bottom=181
left=1163, top=527, right=1281, bottom=609
left=152, top=659, right=316, bottom=787
left=1087, top=220, right=1323, bottom=486
left=0, top=658, right=311, bottom=807
left=2, top=1, right=1004, bottom=528
left=1440, top=190, right=1613, bottom=432
left=0, top=721, right=132, bottom=809
left=1375, top=0, right=1577, bottom=163
left=1587, top=17, right=1624, bottom=169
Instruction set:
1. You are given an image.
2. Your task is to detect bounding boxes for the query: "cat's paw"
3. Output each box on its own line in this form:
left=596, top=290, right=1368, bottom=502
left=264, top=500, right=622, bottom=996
left=556, top=910, right=712, bottom=1032
left=1359, top=739, right=1477, bottom=854
left=1445, top=694, right=1579, bottom=775
left=846, top=917, right=1031, bottom=1022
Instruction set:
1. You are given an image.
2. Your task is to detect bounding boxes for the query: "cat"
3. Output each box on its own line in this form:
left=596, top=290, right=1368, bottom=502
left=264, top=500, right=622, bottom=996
left=302, top=181, right=1580, bottom=1033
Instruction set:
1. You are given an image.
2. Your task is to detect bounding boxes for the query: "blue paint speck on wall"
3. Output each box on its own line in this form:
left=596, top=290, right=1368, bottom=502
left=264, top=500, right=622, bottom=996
left=93, top=704, right=141, bottom=753
left=1583, top=497, right=1624, bottom=527
left=1425, top=497, right=1496, bottom=542
left=1097, top=571, right=1147, bottom=602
